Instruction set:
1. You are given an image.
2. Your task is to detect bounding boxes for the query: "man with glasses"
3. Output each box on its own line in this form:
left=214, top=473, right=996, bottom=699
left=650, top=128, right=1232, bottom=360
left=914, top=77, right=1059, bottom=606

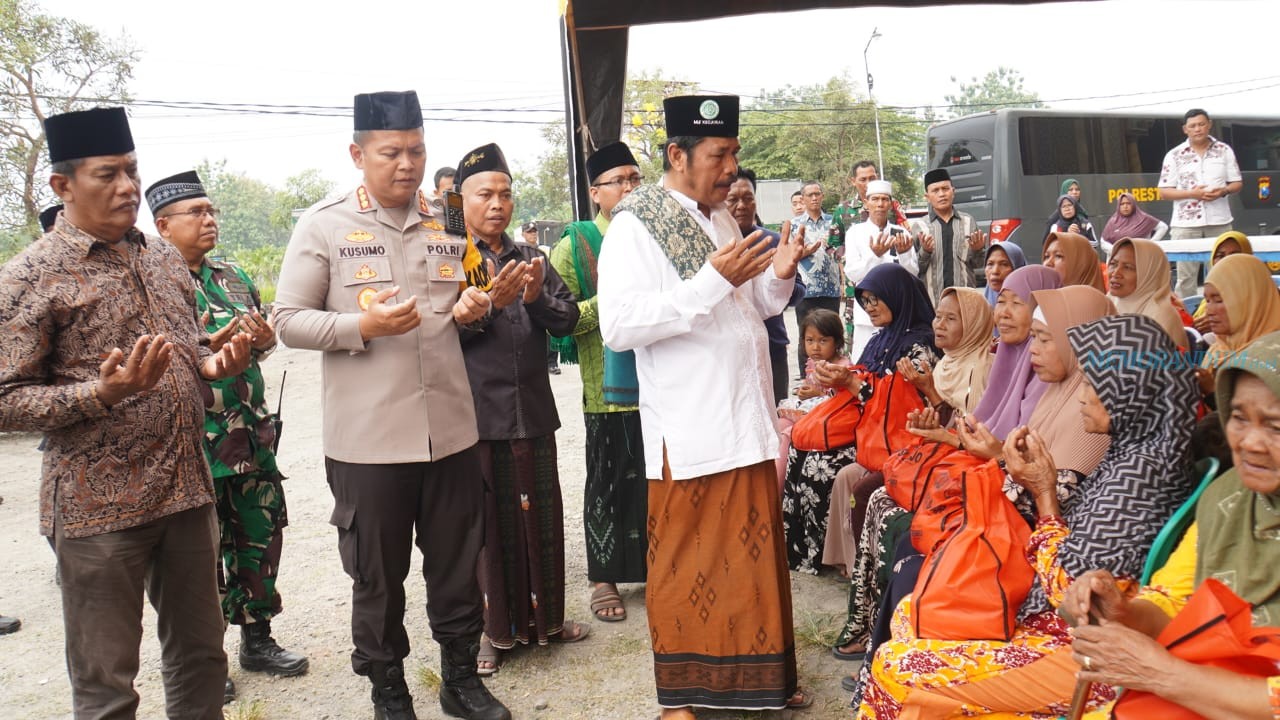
left=148, top=171, right=309, bottom=703
left=549, top=141, right=648, bottom=625
left=791, top=180, right=841, bottom=376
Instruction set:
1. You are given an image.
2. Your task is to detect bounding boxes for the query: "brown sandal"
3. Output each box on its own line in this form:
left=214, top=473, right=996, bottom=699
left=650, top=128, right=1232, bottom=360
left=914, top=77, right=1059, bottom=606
left=476, top=635, right=501, bottom=676
left=550, top=619, right=591, bottom=643
left=787, top=687, right=814, bottom=709
left=590, top=584, right=627, bottom=622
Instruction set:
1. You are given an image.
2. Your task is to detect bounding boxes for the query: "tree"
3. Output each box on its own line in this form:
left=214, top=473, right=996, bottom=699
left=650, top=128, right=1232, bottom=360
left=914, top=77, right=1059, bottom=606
left=512, top=122, right=573, bottom=223
left=197, top=159, right=279, bottom=251
left=739, top=74, right=928, bottom=206
left=943, top=66, right=1045, bottom=118
left=270, top=168, right=335, bottom=233
left=0, top=0, right=138, bottom=254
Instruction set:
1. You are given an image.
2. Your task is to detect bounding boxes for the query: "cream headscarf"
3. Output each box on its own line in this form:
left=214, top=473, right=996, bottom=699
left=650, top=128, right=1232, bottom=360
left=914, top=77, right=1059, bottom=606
left=1107, top=237, right=1187, bottom=348
left=931, top=287, right=994, bottom=414
left=1201, top=254, right=1280, bottom=369
left=1026, top=286, right=1115, bottom=474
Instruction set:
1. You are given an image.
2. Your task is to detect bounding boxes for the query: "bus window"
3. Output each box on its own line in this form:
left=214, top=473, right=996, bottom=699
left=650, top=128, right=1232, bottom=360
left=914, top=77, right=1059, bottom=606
left=1228, top=123, right=1280, bottom=171
left=1018, top=116, right=1174, bottom=176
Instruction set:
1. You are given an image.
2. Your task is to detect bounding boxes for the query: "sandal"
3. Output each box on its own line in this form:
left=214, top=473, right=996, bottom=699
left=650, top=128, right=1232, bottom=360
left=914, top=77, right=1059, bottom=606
left=831, top=642, right=866, bottom=661
left=590, top=583, right=627, bottom=622
left=476, top=635, right=501, bottom=677
left=787, top=687, right=815, bottom=709
left=550, top=619, right=591, bottom=643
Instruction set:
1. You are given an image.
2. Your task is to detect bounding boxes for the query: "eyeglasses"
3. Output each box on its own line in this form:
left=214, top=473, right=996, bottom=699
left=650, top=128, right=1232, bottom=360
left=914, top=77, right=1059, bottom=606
left=161, top=207, right=221, bottom=220
left=594, top=175, right=644, bottom=190
left=857, top=293, right=881, bottom=310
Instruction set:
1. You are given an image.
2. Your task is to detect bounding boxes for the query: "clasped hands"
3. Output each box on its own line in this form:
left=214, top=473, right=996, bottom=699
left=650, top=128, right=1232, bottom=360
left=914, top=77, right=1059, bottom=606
left=711, top=223, right=820, bottom=287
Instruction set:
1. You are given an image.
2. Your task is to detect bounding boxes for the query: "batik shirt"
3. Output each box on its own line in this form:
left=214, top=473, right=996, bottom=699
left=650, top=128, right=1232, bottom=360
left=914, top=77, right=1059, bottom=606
left=1158, top=136, right=1242, bottom=227
left=193, top=258, right=279, bottom=479
left=0, top=217, right=213, bottom=538
left=792, top=211, right=841, bottom=298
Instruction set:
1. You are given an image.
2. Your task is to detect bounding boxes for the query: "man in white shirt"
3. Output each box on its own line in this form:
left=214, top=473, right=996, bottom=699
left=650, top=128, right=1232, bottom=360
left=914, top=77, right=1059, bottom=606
left=598, top=94, right=817, bottom=719
left=844, top=179, right=918, bottom=361
left=1157, top=108, right=1243, bottom=298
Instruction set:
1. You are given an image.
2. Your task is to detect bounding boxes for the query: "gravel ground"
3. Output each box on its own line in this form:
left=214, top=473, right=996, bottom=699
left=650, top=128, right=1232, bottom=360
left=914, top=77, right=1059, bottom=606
left=0, top=342, right=859, bottom=719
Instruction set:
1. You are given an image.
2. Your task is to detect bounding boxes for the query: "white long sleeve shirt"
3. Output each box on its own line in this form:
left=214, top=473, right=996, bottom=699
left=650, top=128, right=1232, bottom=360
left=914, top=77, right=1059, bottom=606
left=598, top=187, right=794, bottom=480
left=844, top=219, right=919, bottom=363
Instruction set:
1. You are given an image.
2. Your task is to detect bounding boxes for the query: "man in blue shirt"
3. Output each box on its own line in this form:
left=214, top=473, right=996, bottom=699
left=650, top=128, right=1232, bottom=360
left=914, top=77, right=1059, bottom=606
left=791, top=180, right=839, bottom=375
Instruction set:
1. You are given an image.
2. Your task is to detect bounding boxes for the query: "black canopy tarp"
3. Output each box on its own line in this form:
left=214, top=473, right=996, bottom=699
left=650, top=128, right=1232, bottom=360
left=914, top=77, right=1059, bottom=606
left=559, top=0, right=1069, bottom=219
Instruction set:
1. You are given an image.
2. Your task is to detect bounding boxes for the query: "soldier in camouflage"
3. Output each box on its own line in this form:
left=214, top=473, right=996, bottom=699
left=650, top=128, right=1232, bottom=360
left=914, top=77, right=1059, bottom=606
left=147, top=171, right=308, bottom=700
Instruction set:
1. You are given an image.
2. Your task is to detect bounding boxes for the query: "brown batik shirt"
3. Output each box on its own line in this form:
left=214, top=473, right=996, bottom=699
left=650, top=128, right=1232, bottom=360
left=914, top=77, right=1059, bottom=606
left=0, top=215, right=214, bottom=538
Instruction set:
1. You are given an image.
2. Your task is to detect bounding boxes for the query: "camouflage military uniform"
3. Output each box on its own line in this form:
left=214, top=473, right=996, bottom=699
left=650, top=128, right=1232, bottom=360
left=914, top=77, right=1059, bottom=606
left=193, top=258, right=287, bottom=625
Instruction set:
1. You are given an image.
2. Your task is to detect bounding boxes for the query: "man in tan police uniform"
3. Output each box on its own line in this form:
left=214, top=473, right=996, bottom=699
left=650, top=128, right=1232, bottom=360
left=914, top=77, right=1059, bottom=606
left=274, top=90, right=522, bottom=720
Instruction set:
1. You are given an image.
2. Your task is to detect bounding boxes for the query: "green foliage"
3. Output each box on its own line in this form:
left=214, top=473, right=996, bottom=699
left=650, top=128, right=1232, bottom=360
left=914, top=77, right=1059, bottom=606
left=512, top=122, right=573, bottom=223
left=196, top=161, right=333, bottom=298
left=943, top=66, right=1045, bottom=118
left=0, top=0, right=138, bottom=250
left=621, top=70, right=698, bottom=182
left=739, top=73, right=928, bottom=206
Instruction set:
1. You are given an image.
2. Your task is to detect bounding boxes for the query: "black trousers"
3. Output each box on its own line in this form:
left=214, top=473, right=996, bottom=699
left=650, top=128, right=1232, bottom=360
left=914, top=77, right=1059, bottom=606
left=326, top=446, right=485, bottom=675
left=794, top=296, right=842, bottom=376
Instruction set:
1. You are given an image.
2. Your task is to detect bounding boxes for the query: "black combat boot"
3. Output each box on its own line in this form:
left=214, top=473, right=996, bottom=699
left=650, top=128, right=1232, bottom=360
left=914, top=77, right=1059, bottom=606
left=439, top=636, right=511, bottom=720
left=238, top=621, right=309, bottom=676
left=369, top=662, right=417, bottom=720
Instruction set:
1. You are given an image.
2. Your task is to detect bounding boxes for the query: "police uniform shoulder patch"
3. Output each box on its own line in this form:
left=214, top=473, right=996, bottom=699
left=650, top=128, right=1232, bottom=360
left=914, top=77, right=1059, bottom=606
left=345, top=229, right=375, bottom=243
left=356, top=185, right=374, bottom=212
left=357, top=286, right=379, bottom=311
left=418, top=191, right=431, bottom=215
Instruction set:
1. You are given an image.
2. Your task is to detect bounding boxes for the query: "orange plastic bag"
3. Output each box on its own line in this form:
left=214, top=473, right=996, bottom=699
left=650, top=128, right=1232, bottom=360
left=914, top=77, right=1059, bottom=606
left=789, top=388, right=862, bottom=452
left=853, top=369, right=926, bottom=472
left=911, top=461, right=1036, bottom=641
left=883, top=440, right=983, bottom=513
left=1112, top=579, right=1280, bottom=720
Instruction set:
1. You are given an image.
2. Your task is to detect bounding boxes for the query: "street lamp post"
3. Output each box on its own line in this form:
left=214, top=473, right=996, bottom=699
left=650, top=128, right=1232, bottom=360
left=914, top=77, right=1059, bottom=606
left=864, top=28, right=884, bottom=172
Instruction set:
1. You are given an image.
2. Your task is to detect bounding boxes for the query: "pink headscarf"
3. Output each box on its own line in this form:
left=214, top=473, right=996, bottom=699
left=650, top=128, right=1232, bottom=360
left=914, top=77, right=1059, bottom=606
left=1101, top=192, right=1161, bottom=245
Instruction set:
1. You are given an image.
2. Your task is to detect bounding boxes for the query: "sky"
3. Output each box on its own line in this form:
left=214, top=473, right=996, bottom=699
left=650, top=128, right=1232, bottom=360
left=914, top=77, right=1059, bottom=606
left=39, top=0, right=1280, bottom=223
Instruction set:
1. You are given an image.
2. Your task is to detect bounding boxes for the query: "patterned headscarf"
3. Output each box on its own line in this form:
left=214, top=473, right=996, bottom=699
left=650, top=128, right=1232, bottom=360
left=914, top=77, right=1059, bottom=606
left=1021, top=314, right=1197, bottom=617
left=854, top=263, right=938, bottom=374
left=972, top=266, right=1061, bottom=439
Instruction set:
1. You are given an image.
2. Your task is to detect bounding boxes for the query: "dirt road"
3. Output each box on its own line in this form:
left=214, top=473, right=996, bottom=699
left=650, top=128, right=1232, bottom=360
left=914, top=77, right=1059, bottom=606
left=0, top=346, right=856, bottom=719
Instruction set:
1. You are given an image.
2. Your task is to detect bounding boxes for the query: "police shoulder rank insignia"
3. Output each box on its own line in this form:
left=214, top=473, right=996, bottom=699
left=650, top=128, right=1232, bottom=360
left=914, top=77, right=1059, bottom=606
left=422, top=219, right=444, bottom=231
left=356, top=186, right=373, bottom=212
left=354, top=264, right=378, bottom=281
left=357, top=287, right=379, bottom=311
left=346, top=229, right=375, bottom=243
left=418, top=191, right=430, bottom=215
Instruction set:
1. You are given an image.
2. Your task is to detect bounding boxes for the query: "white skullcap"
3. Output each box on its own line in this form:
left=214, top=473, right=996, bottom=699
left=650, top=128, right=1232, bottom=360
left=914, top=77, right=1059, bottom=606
left=866, top=179, right=893, bottom=197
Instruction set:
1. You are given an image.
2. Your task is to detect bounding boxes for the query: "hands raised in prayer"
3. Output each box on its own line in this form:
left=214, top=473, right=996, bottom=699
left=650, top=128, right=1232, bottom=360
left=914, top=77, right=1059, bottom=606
left=1003, top=426, right=1060, bottom=516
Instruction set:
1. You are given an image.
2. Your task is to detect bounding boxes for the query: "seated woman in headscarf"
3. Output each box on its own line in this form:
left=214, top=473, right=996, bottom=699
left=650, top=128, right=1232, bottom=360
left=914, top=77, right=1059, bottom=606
left=1042, top=231, right=1105, bottom=292
left=822, top=287, right=993, bottom=578
left=839, top=285, right=1116, bottom=697
left=1044, top=195, right=1099, bottom=253
left=1099, top=192, right=1169, bottom=256
left=831, top=266, right=1059, bottom=659
left=1107, top=237, right=1188, bottom=348
left=857, top=314, right=1199, bottom=719
left=1065, top=331, right=1280, bottom=720
left=1191, top=230, right=1254, bottom=331
left=1197, top=254, right=1280, bottom=398
left=781, top=263, right=937, bottom=574
left=983, top=241, right=1027, bottom=306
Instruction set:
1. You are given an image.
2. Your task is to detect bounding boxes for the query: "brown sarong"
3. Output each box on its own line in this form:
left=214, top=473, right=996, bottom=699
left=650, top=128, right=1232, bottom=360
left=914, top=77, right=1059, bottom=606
left=647, top=459, right=798, bottom=710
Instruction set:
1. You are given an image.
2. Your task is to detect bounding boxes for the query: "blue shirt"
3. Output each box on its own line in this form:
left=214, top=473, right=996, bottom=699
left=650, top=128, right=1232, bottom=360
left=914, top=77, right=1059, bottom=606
left=791, top=212, right=841, bottom=298
left=755, top=225, right=806, bottom=354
